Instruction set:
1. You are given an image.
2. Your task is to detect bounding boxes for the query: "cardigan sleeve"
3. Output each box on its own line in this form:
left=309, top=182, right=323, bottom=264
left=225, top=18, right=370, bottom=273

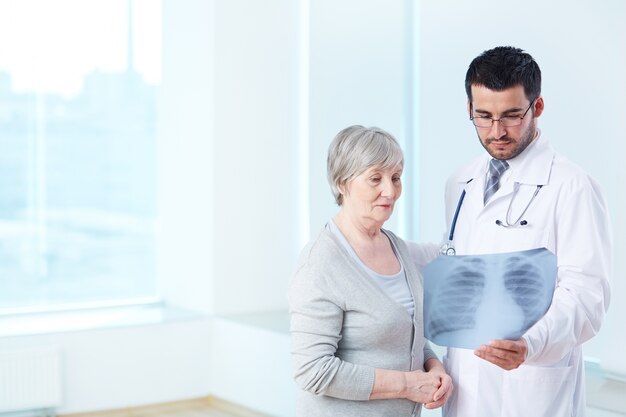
left=288, top=262, right=375, bottom=401
left=405, top=240, right=440, bottom=272
left=423, top=340, right=438, bottom=364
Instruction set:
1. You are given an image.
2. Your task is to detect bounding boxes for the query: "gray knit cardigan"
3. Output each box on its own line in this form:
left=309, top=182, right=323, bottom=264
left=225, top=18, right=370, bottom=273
left=288, top=227, right=437, bottom=417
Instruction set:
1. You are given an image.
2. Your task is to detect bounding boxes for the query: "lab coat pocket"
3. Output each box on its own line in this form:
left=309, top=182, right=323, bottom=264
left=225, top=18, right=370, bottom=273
left=501, top=365, right=574, bottom=417
left=493, top=224, right=553, bottom=254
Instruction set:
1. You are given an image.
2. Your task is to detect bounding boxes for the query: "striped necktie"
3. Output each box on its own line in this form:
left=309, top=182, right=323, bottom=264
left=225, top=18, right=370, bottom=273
left=484, top=159, right=509, bottom=205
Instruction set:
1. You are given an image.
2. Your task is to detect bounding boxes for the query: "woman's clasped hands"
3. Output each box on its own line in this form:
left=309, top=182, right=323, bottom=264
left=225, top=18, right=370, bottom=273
left=403, top=367, right=453, bottom=409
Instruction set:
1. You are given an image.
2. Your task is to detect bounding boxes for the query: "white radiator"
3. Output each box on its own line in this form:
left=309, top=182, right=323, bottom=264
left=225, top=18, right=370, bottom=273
left=0, top=347, right=63, bottom=413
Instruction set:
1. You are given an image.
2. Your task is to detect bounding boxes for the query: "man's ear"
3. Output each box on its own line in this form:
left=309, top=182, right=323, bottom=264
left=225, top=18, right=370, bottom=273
left=533, top=96, right=545, bottom=118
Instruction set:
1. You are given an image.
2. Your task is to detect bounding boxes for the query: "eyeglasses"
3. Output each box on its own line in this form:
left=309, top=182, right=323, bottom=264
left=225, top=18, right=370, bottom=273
left=470, top=99, right=536, bottom=128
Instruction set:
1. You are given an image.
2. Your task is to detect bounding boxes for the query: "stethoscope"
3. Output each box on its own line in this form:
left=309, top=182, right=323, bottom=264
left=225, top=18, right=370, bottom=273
left=440, top=179, right=543, bottom=256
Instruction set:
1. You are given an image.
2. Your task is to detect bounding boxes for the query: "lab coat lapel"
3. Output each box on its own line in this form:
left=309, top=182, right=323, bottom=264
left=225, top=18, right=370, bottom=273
left=464, top=175, right=486, bottom=218
left=456, top=159, right=489, bottom=220
left=510, top=134, right=555, bottom=186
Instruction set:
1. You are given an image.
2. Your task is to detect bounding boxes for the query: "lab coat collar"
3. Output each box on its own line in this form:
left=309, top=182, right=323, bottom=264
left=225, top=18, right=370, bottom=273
left=507, top=130, right=554, bottom=186
left=454, top=130, right=555, bottom=187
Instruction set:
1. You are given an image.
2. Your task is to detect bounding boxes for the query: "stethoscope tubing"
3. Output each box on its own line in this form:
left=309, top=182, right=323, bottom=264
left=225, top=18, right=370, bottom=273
left=499, top=183, right=543, bottom=227
left=448, top=179, right=473, bottom=242
left=448, top=189, right=467, bottom=241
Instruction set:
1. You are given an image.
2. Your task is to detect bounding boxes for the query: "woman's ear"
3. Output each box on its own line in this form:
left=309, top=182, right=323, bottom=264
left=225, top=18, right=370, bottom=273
left=338, top=181, right=350, bottom=199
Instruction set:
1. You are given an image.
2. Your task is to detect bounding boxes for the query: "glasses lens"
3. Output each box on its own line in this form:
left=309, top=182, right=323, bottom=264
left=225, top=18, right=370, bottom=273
left=500, top=117, right=522, bottom=127
left=473, top=117, right=492, bottom=128
left=472, top=117, right=523, bottom=128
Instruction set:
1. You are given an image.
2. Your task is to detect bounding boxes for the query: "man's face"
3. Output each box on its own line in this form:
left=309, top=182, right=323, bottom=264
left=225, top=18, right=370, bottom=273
left=469, top=85, right=544, bottom=160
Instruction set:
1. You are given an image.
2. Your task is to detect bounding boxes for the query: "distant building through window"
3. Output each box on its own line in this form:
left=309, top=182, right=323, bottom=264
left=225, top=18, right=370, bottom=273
left=0, top=0, right=161, bottom=312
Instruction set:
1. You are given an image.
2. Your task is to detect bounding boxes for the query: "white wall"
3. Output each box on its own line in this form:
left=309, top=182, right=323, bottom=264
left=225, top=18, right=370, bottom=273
left=157, top=0, right=215, bottom=315
left=0, top=318, right=212, bottom=414
left=161, top=0, right=417, bottom=313
left=417, top=0, right=626, bottom=376
left=158, top=0, right=301, bottom=316
left=307, top=0, right=415, bottom=237
left=211, top=0, right=300, bottom=316
left=211, top=317, right=295, bottom=417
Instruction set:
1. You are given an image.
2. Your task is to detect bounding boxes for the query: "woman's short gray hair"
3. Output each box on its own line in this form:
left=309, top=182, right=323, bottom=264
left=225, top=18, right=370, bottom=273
left=327, top=125, right=404, bottom=205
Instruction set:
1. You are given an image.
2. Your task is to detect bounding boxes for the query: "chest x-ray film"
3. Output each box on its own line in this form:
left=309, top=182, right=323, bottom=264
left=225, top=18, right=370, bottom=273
left=423, top=248, right=556, bottom=349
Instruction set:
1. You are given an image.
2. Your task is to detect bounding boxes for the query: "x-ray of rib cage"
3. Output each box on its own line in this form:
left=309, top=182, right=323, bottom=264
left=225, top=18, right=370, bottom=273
left=423, top=248, right=557, bottom=349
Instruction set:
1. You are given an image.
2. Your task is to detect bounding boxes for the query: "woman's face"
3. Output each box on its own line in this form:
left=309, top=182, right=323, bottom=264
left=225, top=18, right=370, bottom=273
left=341, top=163, right=403, bottom=226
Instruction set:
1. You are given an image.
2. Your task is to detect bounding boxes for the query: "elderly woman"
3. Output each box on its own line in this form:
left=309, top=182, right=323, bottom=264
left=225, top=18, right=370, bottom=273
left=288, top=125, right=452, bottom=416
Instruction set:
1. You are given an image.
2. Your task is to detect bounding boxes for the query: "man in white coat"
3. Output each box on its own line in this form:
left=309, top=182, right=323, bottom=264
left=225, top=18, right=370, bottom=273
left=441, top=46, right=612, bottom=417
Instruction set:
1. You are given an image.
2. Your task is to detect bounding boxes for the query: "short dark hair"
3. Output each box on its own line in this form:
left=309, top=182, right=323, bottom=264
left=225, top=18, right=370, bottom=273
left=465, top=46, right=541, bottom=102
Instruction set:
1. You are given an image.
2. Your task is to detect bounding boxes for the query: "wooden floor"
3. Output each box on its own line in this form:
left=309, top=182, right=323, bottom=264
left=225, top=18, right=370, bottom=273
left=60, top=387, right=626, bottom=417
left=63, top=398, right=272, bottom=417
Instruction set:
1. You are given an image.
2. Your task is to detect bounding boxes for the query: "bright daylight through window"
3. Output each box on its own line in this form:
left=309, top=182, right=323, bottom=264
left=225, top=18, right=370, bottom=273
left=0, top=0, right=161, bottom=312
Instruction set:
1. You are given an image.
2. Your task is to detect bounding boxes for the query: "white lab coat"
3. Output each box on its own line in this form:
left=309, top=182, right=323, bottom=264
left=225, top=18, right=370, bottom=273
left=441, top=133, right=612, bottom=417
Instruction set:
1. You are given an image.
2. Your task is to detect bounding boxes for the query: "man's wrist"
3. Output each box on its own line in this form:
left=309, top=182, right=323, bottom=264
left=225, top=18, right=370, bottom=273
left=521, top=335, right=532, bottom=360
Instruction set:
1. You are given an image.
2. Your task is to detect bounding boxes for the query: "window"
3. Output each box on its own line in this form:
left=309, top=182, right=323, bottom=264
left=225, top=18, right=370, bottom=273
left=0, top=0, right=161, bottom=312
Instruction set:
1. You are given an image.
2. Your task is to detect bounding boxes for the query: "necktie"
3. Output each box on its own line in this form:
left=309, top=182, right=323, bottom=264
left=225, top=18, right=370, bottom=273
left=484, top=159, right=509, bottom=204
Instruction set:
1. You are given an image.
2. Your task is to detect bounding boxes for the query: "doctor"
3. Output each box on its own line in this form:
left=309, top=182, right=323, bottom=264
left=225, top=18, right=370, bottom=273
left=441, top=46, right=612, bottom=417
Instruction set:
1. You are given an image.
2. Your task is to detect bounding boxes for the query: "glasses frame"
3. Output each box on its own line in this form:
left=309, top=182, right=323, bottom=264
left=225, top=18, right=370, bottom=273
left=470, top=98, right=536, bottom=128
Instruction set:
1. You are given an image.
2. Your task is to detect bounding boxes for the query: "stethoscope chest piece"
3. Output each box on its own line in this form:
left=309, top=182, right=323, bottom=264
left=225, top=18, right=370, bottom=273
left=440, top=242, right=456, bottom=256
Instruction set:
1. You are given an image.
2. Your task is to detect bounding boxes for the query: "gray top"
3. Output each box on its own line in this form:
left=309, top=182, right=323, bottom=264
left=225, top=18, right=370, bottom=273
left=327, top=219, right=415, bottom=317
left=289, top=226, right=437, bottom=417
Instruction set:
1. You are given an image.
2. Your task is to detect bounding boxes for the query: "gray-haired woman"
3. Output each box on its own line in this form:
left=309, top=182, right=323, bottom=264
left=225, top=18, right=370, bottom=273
left=289, top=125, right=453, bottom=416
